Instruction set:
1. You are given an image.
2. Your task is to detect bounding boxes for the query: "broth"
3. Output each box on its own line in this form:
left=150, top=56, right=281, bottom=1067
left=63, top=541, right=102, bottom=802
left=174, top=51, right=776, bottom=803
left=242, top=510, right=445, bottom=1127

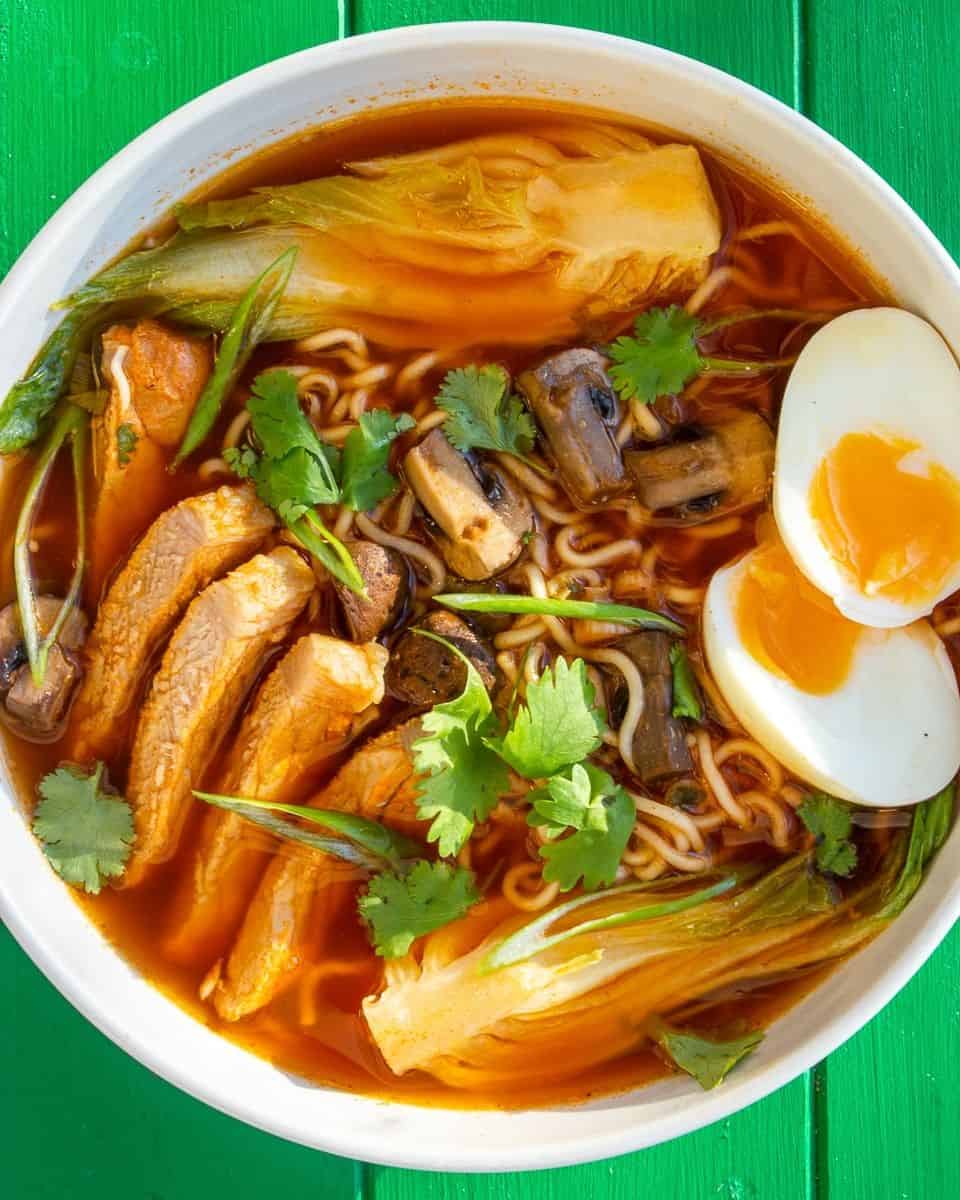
left=0, top=100, right=908, bottom=1109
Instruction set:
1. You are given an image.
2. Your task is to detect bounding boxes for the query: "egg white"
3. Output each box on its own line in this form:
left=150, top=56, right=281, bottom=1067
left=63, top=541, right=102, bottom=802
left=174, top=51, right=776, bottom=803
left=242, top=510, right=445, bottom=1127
left=774, top=307, right=960, bottom=628
left=703, top=551, right=960, bottom=806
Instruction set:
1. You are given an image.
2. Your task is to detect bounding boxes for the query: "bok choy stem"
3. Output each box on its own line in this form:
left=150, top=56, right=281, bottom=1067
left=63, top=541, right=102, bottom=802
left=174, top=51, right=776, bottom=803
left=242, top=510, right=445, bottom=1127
left=173, top=246, right=297, bottom=466
left=14, top=404, right=88, bottom=685
left=479, top=874, right=737, bottom=972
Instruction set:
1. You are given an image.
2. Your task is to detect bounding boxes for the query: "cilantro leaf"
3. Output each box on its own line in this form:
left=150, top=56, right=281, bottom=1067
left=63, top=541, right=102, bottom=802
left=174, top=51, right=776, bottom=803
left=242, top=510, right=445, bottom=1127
left=488, top=657, right=606, bottom=780
left=247, top=445, right=341, bottom=517
left=32, top=763, right=134, bottom=894
left=607, top=305, right=703, bottom=405
left=436, top=365, right=536, bottom=458
left=654, top=1023, right=764, bottom=1090
left=669, top=642, right=702, bottom=721
left=223, top=369, right=363, bottom=594
left=116, top=422, right=138, bottom=465
left=247, top=369, right=333, bottom=469
left=341, top=409, right=415, bottom=512
left=527, top=762, right=613, bottom=833
left=358, top=860, right=480, bottom=958
left=798, top=792, right=859, bottom=877
left=412, top=642, right=510, bottom=857
left=539, top=782, right=635, bottom=892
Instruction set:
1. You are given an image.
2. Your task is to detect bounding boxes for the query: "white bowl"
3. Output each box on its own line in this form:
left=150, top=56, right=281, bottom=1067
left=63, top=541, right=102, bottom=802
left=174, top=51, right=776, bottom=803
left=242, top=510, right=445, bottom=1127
left=1, top=21, right=958, bottom=1174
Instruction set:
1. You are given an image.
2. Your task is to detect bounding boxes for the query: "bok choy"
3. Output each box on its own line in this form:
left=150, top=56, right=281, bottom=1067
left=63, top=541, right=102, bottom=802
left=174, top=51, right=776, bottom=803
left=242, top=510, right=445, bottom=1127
left=45, top=127, right=720, bottom=358
left=363, top=784, right=953, bottom=1086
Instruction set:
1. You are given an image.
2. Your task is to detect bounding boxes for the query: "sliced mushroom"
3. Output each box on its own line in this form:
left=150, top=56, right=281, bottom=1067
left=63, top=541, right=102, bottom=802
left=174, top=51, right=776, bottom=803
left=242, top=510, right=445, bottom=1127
left=333, top=541, right=410, bottom=642
left=518, top=349, right=627, bottom=505
left=385, top=611, right=498, bottom=706
left=404, top=430, right=532, bottom=580
left=625, top=411, right=774, bottom=515
left=617, top=631, right=693, bottom=784
left=0, top=596, right=88, bottom=738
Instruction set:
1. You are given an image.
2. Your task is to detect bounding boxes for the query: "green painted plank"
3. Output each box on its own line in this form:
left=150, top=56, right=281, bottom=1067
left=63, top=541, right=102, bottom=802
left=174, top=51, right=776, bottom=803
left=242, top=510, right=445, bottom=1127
left=353, top=0, right=799, bottom=104
left=806, top=0, right=960, bottom=259
left=806, top=3, right=960, bottom=1197
left=0, top=925, right=357, bottom=1199
left=353, top=1, right=812, bottom=1195
left=0, top=0, right=342, bottom=277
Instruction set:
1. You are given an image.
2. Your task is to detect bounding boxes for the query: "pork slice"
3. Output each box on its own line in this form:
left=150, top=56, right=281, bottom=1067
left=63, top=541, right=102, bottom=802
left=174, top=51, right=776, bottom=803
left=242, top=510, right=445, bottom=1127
left=122, top=546, right=315, bottom=887
left=165, top=635, right=388, bottom=965
left=89, top=323, right=212, bottom=596
left=70, top=484, right=275, bottom=764
left=213, top=719, right=425, bottom=1021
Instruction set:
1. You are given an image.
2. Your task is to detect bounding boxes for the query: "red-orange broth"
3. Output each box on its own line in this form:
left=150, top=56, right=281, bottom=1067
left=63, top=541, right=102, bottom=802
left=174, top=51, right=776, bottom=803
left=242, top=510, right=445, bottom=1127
left=0, top=100, right=902, bottom=1108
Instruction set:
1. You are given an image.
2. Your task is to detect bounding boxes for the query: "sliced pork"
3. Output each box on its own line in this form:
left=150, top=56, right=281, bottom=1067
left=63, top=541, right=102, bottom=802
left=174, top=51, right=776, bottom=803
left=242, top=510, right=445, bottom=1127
left=122, top=546, right=315, bottom=887
left=165, top=635, right=388, bottom=965
left=70, top=484, right=274, bottom=764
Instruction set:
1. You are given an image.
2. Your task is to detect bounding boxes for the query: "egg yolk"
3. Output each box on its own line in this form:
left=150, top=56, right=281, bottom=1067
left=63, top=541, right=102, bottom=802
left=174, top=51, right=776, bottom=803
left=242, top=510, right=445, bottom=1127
left=809, top=431, right=960, bottom=606
left=736, top=536, right=862, bottom=693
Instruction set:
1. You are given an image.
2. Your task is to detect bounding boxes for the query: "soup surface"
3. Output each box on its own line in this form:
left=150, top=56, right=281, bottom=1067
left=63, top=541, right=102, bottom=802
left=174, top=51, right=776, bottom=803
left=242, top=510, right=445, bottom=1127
left=2, top=99, right=956, bottom=1110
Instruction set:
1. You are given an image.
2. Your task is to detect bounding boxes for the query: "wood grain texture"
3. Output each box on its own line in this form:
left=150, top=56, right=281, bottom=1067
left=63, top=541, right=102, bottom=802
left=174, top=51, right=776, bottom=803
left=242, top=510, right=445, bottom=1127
left=805, top=5, right=960, bottom=1197
left=0, top=1, right=957, bottom=1197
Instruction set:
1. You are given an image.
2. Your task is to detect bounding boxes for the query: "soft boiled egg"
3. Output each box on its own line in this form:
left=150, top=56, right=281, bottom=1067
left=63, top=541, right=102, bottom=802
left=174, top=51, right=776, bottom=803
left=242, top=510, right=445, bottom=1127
left=703, top=534, right=960, bottom=806
left=774, top=307, right=960, bottom=628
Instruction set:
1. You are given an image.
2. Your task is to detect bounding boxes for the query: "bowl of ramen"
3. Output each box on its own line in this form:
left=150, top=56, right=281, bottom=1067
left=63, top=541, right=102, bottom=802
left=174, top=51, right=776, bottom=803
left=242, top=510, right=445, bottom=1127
left=2, top=20, right=960, bottom=1172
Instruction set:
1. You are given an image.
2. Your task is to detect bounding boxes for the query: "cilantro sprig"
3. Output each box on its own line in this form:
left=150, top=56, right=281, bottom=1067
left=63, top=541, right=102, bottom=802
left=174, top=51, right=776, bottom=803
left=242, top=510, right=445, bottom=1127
left=340, top=409, right=415, bottom=512
left=411, top=637, right=632, bottom=889
left=412, top=632, right=510, bottom=857
left=435, top=365, right=537, bottom=462
left=798, top=793, right=858, bottom=877
left=607, top=305, right=822, bottom=406
left=358, top=861, right=480, bottom=958
left=654, top=1022, right=764, bottom=1090
left=489, top=657, right=606, bottom=780
left=226, top=370, right=414, bottom=593
left=529, top=763, right=635, bottom=892
left=33, top=762, right=134, bottom=894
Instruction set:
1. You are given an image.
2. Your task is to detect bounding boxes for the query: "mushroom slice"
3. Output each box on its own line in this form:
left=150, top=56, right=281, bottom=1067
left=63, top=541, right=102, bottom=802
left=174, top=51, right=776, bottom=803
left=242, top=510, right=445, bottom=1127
left=332, top=541, right=410, bottom=642
left=617, top=631, right=693, bottom=783
left=70, top=484, right=274, bottom=764
left=517, top=348, right=627, bottom=504
left=123, top=547, right=315, bottom=888
left=0, top=597, right=88, bottom=739
left=214, top=719, right=425, bottom=1021
left=386, top=610, right=498, bottom=705
left=625, top=411, right=774, bottom=515
left=165, top=635, right=388, bottom=965
left=404, top=430, right=532, bottom=580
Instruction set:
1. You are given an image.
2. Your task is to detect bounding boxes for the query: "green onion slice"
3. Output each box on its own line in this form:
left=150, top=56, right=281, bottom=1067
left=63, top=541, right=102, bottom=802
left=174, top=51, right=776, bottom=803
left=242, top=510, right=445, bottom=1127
left=436, top=593, right=685, bottom=635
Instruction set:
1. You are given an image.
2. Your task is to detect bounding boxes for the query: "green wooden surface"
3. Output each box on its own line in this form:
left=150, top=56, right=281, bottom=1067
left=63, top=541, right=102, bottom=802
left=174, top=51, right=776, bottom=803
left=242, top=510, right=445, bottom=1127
left=0, top=2, right=957, bottom=1196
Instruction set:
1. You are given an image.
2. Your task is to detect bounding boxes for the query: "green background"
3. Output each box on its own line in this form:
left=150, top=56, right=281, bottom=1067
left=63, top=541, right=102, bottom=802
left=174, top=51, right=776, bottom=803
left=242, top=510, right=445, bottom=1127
left=1, top=1, right=958, bottom=1196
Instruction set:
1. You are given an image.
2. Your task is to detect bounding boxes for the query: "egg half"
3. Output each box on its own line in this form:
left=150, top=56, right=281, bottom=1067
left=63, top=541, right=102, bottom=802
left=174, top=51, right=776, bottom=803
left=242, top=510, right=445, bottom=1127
left=703, top=538, right=960, bottom=806
left=774, top=307, right=960, bottom=628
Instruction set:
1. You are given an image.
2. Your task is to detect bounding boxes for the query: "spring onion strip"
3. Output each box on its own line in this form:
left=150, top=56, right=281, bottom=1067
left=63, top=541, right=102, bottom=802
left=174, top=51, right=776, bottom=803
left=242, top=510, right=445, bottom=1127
left=436, top=593, right=685, bottom=635
left=291, top=507, right=366, bottom=595
left=696, top=308, right=835, bottom=335
left=193, top=791, right=422, bottom=870
left=173, top=246, right=298, bottom=466
left=479, top=874, right=737, bottom=973
left=14, top=404, right=88, bottom=685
